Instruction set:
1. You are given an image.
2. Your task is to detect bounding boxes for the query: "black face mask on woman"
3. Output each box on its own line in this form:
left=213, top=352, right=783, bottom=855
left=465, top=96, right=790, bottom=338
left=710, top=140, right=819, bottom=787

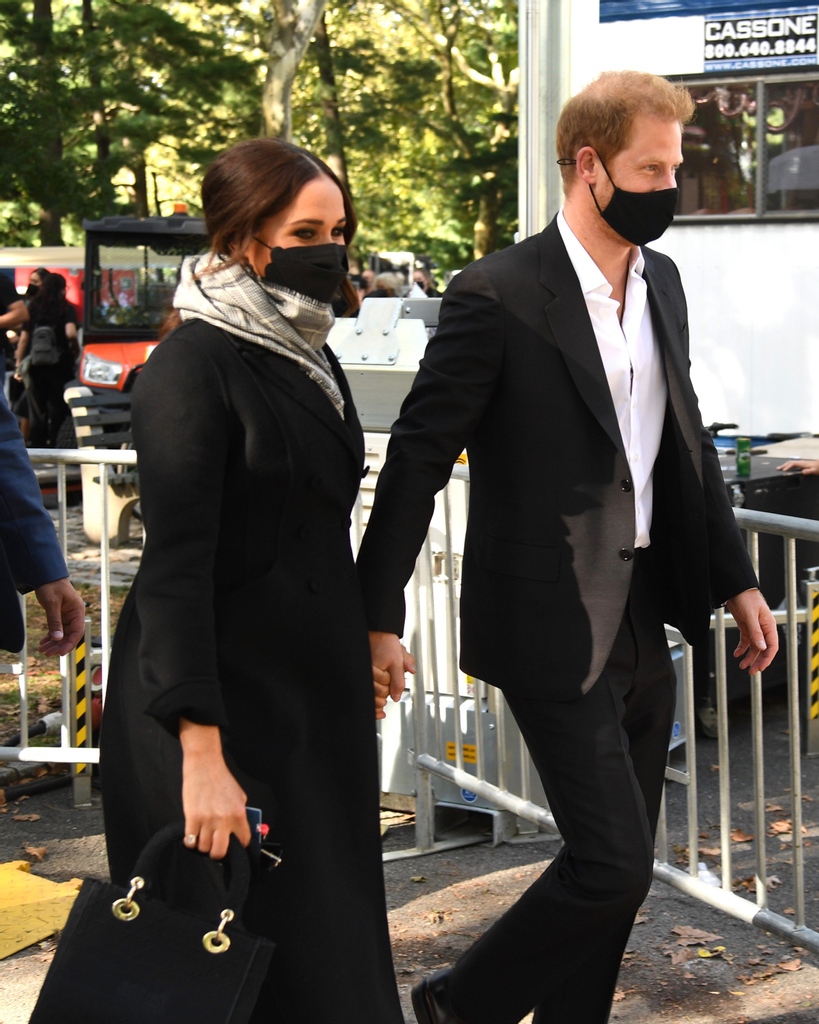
left=256, top=242, right=349, bottom=303
left=588, top=154, right=679, bottom=247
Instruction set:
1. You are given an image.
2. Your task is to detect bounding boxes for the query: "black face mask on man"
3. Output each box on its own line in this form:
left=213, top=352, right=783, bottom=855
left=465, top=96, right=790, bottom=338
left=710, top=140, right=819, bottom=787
left=586, top=154, right=679, bottom=247
left=256, top=242, right=349, bottom=304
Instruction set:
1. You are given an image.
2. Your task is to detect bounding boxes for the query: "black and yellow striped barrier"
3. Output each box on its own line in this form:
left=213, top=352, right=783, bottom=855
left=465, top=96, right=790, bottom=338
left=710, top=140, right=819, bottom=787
left=69, top=619, right=93, bottom=805
left=808, top=581, right=819, bottom=755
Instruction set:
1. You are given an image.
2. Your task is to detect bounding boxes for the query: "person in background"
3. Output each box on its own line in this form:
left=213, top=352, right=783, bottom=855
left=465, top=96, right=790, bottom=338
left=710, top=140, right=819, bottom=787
left=100, top=137, right=404, bottom=1024
left=0, top=386, right=85, bottom=657
left=357, top=70, right=778, bottom=1024
left=358, top=266, right=376, bottom=302
left=14, top=272, right=79, bottom=447
left=1, top=273, right=27, bottom=403
left=413, top=264, right=441, bottom=297
left=369, top=270, right=402, bottom=297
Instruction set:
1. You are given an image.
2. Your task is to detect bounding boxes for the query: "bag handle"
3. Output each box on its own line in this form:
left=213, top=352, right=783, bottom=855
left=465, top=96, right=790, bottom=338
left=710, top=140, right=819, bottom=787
left=130, top=822, right=251, bottom=913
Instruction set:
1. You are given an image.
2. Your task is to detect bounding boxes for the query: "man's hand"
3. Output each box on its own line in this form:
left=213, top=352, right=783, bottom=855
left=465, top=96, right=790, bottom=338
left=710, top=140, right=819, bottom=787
left=33, top=578, right=86, bottom=656
left=725, top=588, right=779, bottom=674
left=370, top=631, right=415, bottom=719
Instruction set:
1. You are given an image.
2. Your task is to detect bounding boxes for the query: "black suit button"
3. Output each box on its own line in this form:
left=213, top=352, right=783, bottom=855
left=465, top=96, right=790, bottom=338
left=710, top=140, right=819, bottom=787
left=619, top=548, right=633, bottom=561
left=308, top=578, right=322, bottom=594
left=298, top=525, right=311, bottom=540
left=621, top=479, right=632, bottom=492
left=310, top=475, right=323, bottom=489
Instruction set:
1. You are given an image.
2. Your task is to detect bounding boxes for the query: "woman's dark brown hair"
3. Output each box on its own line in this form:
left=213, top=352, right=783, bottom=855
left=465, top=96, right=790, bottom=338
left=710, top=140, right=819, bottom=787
left=162, top=138, right=359, bottom=336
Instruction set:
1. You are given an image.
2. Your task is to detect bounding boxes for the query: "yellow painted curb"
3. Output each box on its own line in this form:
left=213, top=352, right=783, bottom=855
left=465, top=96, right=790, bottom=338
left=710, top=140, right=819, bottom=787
left=0, top=861, right=82, bottom=959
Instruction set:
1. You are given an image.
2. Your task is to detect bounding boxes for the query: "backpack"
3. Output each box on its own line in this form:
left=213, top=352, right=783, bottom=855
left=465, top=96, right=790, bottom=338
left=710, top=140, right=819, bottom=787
left=29, top=324, right=61, bottom=366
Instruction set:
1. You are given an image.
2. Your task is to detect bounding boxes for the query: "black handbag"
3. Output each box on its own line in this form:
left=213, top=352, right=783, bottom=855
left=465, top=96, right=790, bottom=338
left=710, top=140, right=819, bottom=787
left=29, top=822, right=275, bottom=1024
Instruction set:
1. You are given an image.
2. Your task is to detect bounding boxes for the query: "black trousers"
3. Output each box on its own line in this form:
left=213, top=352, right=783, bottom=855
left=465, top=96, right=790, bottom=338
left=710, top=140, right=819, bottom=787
left=448, top=550, right=676, bottom=1024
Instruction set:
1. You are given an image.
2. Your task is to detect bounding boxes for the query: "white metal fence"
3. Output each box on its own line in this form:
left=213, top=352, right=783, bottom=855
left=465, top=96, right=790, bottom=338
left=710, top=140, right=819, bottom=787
left=2, top=450, right=818, bottom=955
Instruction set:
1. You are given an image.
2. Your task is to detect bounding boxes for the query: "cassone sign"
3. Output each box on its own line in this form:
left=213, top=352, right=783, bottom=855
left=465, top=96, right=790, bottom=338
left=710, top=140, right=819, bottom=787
left=703, top=9, right=819, bottom=70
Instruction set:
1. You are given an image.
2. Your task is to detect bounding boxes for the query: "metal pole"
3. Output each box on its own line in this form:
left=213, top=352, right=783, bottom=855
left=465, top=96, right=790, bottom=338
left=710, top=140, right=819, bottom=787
left=518, top=0, right=571, bottom=240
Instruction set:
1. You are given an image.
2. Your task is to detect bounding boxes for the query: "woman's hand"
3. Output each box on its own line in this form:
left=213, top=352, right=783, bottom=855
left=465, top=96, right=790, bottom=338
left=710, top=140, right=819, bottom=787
left=370, top=632, right=415, bottom=720
left=179, top=719, right=251, bottom=859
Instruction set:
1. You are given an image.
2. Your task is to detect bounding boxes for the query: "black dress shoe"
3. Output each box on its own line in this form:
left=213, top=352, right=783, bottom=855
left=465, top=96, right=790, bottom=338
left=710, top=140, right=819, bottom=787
left=411, top=969, right=466, bottom=1024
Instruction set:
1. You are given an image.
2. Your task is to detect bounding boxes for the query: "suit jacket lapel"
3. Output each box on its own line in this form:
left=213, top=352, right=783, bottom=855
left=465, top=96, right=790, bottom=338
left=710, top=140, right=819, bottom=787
left=643, top=256, right=703, bottom=483
left=539, top=222, right=626, bottom=461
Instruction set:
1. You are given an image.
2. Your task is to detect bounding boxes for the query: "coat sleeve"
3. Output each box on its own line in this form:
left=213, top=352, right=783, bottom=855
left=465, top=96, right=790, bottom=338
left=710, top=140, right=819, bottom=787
left=0, top=387, right=67, bottom=591
left=129, top=329, right=236, bottom=731
left=356, top=263, right=505, bottom=635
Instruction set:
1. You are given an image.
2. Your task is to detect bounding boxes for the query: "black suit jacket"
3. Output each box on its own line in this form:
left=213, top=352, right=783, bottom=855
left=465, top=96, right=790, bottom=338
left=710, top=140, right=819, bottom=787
left=356, top=218, right=757, bottom=700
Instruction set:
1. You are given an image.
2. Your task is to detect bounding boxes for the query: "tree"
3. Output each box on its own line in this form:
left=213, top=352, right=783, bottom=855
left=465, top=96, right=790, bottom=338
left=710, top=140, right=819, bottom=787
left=261, top=0, right=327, bottom=139
left=0, top=1, right=264, bottom=244
left=292, top=0, right=518, bottom=270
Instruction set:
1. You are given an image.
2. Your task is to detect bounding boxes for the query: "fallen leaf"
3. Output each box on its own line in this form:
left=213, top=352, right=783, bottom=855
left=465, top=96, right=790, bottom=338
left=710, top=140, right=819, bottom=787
left=731, top=828, right=754, bottom=843
left=12, top=813, right=40, bottom=822
left=699, top=946, right=727, bottom=959
left=768, top=820, right=793, bottom=835
left=729, top=991, right=745, bottom=996
left=778, top=959, right=802, bottom=972
left=710, top=764, right=720, bottom=772
left=666, top=948, right=695, bottom=965
left=783, top=907, right=795, bottom=916
left=699, top=846, right=721, bottom=857
left=410, top=876, right=426, bottom=883
left=673, top=925, right=723, bottom=945
left=765, top=803, right=784, bottom=813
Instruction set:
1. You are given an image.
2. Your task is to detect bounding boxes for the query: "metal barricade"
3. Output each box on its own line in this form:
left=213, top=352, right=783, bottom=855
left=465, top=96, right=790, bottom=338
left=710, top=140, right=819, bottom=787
left=4, top=449, right=819, bottom=955
left=0, top=448, right=137, bottom=777
left=381, top=471, right=819, bottom=956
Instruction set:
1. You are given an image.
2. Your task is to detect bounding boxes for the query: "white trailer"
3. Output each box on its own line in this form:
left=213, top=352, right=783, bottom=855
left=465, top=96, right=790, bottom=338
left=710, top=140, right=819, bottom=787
left=525, top=1, right=819, bottom=436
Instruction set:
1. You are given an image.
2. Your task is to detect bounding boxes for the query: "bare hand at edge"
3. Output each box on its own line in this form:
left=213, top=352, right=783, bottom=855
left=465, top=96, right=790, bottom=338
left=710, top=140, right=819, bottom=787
left=725, top=588, right=779, bottom=675
left=777, top=459, right=819, bottom=475
left=34, top=578, right=86, bottom=656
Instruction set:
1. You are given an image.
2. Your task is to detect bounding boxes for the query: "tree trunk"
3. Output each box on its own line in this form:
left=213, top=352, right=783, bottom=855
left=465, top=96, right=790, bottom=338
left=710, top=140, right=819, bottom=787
left=474, top=183, right=499, bottom=260
left=33, top=0, right=63, bottom=244
left=82, top=0, right=112, bottom=171
left=313, top=11, right=349, bottom=189
left=132, top=157, right=150, bottom=218
left=262, top=0, right=327, bottom=139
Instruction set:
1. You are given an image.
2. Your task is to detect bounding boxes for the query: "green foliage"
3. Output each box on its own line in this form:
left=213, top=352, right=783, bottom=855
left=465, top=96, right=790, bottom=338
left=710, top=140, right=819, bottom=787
left=0, top=0, right=518, bottom=272
left=0, top=0, right=264, bottom=244
left=293, top=0, right=518, bottom=274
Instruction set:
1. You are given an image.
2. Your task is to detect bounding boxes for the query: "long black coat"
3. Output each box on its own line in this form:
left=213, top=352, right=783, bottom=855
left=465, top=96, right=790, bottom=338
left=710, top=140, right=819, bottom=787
left=357, top=218, right=757, bottom=699
left=101, top=321, right=403, bottom=1024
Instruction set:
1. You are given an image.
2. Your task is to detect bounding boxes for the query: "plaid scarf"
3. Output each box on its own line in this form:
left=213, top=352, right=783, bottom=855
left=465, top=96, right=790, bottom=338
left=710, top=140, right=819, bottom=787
left=173, top=254, right=344, bottom=417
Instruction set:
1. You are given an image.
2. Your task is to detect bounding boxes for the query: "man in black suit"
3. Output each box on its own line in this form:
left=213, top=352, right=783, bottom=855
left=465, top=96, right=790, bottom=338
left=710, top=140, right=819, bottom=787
left=357, top=70, right=778, bottom=1024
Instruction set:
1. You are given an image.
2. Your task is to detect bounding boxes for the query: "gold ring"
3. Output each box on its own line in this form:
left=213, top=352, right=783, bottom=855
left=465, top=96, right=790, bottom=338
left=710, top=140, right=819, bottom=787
left=185, top=834, right=198, bottom=846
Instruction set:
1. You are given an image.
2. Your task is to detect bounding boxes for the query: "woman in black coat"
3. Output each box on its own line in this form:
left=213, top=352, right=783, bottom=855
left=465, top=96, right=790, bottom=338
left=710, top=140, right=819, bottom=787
left=100, top=139, right=405, bottom=1024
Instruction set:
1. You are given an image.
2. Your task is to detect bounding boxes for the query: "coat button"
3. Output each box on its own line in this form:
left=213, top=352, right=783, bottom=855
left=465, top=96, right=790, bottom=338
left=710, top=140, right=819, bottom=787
left=619, top=548, right=633, bottom=561
left=310, top=474, right=324, bottom=490
left=308, top=578, right=322, bottom=594
left=298, top=525, right=311, bottom=540
left=621, top=479, right=632, bottom=492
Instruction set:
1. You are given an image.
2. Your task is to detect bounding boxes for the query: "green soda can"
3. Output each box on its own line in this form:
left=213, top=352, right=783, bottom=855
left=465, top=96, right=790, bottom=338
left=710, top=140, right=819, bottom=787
left=736, top=436, right=751, bottom=478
